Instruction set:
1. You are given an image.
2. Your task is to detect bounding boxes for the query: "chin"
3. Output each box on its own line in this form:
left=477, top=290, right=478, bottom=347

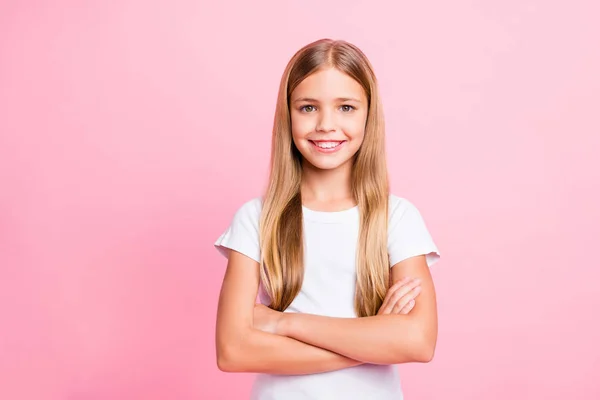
left=303, top=155, right=353, bottom=171
left=312, top=162, right=344, bottom=171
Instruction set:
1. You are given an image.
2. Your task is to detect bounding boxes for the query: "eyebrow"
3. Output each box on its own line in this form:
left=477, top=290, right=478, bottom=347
left=292, top=97, right=362, bottom=103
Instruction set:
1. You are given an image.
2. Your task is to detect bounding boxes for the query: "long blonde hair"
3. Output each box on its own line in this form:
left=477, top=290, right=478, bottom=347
left=258, top=39, right=390, bottom=318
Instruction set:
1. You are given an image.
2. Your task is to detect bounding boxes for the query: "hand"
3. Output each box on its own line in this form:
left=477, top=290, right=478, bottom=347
left=377, top=277, right=422, bottom=315
left=253, top=303, right=285, bottom=335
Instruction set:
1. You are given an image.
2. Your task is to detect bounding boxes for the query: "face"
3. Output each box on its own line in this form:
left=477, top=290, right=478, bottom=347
left=289, top=67, right=368, bottom=171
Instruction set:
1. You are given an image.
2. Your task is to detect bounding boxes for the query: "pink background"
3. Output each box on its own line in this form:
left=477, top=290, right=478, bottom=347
left=1, top=1, right=599, bottom=399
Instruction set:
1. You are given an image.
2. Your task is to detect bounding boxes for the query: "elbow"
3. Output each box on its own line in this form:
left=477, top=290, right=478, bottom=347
left=217, top=349, right=235, bottom=372
left=411, top=318, right=437, bottom=363
left=216, top=339, right=246, bottom=372
left=395, top=322, right=437, bottom=363
left=217, top=345, right=245, bottom=372
left=414, top=340, right=436, bottom=363
left=217, top=326, right=259, bottom=372
left=216, top=324, right=256, bottom=372
left=412, top=331, right=437, bottom=363
left=391, top=340, right=435, bottom=364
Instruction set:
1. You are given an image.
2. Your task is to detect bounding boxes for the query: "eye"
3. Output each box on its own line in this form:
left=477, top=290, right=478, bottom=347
left=340, top=105, right=355, bottom=112
left=300, top=105, right=316, bottom=113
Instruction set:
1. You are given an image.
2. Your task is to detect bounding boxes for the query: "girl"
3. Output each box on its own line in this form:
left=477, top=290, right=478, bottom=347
left=214, top=38, right=441, bottom=400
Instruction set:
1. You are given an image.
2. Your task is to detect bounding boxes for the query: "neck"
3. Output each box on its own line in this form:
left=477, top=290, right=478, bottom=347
left=300, top=159, right=354, bottom=204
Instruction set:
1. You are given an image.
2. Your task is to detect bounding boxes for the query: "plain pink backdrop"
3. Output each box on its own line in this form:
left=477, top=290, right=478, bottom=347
left=1, top=1, right=599, bottom=399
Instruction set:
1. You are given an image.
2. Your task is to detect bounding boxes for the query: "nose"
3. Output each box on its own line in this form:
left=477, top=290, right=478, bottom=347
left=316, top=109, right=336, bottom=132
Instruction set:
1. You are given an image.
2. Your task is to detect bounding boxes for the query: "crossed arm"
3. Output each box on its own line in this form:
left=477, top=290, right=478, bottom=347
left=215, top=250, right=438, bottom=375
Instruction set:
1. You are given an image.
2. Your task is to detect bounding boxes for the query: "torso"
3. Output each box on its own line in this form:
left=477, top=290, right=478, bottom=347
left=253, top=203, right=404, bottom=400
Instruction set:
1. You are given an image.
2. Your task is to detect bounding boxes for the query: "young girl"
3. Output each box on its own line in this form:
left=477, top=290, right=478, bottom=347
left=214, top=38, right=441, bottom=400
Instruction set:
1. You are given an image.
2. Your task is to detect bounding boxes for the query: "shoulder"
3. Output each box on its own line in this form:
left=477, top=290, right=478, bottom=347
left=388, top=193, right=421, bottom=220
left=387, top=193, right=433, bottom=233
left=386, top=193, right=441, bottom=267
left=235, top=196, right=263, bottom=217
left=214, top=196, right=263, bottom=263
left=216, top=196, right=264, bottom=236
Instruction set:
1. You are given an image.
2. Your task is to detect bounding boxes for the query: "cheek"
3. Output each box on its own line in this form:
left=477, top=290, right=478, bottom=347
left=290, top=115, right=314, bottom=144
left=291, top=114, right=308, bottom=131
left=341, top=117, right=367, bottom=140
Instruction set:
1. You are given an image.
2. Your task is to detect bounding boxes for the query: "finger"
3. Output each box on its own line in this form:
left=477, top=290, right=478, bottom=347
left=399, top=299, right=416, bottom=314
left=392, top=287, right=421, bottom=314
left=391, top=285, right=422, bottom=314
left=381, top=278, right=419, bottom=315
left=381, top=277, right=418, bottom=313
left=396, top=299, right=415, bottom=315
left=388, top=279, right=422, bottom=308
left=379, top=277, right=412, bottom=314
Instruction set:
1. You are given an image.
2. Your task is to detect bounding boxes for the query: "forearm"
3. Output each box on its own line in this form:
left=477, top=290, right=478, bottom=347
left=280, top=313, right=432, bottom=365
left=218, top=327, right=363, bottom=375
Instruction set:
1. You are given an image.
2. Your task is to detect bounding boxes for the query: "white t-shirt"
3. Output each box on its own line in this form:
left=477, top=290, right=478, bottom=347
left=214, top=194, right=441, bottom=400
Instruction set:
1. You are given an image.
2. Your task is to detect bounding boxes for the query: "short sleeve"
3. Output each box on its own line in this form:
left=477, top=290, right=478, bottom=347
left=213, top=197, right=262, bottom=263
left=388, top=195, right=441, bottom=268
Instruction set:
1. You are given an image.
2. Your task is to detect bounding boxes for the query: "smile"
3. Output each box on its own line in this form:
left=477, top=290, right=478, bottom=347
left=309, top=140, right=346, bottom=153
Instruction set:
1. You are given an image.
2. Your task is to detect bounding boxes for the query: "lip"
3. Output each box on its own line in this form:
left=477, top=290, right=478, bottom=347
left=309, top=140, right=346, bottom=154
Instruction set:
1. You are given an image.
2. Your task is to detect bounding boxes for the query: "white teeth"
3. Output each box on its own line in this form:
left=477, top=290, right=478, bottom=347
left=313, top=141, right=342, bottom=149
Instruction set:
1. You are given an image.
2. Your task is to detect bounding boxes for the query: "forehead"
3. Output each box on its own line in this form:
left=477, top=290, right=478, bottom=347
left=291, top=67, right=366, bottom=101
